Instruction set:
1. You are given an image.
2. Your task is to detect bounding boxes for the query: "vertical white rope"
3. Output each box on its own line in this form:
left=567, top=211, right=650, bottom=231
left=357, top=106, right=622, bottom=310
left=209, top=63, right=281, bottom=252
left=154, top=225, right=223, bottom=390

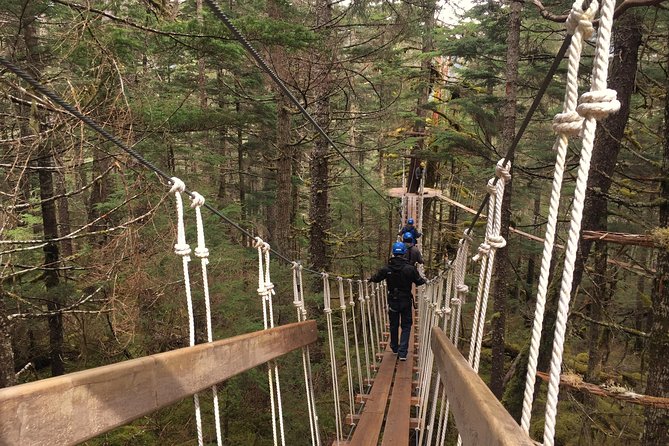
left=292, top=263, right=320, bottom=446
left=520, top=0, right=598, bottom=433
left=323, top=274, right=343, bottom=442
left=370, top=281, right=382, bottom=351
left=337, top=277, right=356, bottom=420
left=364, top=281, right=378, bottom=365
left=472, top=162, right=510, bottom=373
left=349, top=279, right=364, bottom=394
left=169, top=177, right=203, bottom=446
left=358, top=280, right=372, bottom=383
left=543, top=0, right=620, bottom=442
left=189, top=192, right=223, bottom=446
left=262, top=243, right=286, bottom=446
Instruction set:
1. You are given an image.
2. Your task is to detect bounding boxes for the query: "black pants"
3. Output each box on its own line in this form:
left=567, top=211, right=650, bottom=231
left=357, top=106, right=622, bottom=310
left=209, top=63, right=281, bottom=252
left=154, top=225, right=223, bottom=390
left=388, top=298, right=413, bottom=358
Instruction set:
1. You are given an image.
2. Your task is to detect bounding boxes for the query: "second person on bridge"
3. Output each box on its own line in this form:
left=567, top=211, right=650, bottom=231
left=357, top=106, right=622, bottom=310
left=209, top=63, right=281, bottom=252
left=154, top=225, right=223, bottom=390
left=369, top=242, right=426, bottom=361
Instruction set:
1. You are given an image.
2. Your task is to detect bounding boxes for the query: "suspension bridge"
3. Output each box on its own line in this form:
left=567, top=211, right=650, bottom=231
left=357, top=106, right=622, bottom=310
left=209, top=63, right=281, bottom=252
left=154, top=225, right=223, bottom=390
left=0, top=0, right=645, bottom=444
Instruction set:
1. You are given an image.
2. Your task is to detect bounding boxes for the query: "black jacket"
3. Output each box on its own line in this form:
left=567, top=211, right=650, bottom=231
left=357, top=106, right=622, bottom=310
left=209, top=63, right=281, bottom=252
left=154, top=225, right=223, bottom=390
left=369, top=256, right=426, bottom=299
left=404, top=245, right=423, bottom=266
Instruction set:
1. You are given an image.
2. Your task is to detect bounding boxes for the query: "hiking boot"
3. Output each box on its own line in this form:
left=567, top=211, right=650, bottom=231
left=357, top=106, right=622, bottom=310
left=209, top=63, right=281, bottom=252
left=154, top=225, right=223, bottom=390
left=399, top=356, right=407, bottom=362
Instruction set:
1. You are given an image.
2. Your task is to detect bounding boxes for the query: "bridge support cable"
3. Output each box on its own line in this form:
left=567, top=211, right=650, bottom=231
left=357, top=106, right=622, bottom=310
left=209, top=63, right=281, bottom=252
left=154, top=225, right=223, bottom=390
left=169, top=178, right=204, bottom=446
left=519, top=0, right=600, bottom=434
left=542, top=0, right=621, bottom=443
left=190, top=191, right=224, bottom=446
left=292, top=263, right=321, bottom=446
left=322, top=274, right=344, bottom=442
left=255, top=238, right=287, bottom=446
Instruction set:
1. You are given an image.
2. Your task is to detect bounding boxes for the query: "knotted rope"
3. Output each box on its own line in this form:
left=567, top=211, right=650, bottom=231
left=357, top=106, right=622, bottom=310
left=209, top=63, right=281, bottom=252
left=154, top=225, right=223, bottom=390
left=520, top=0, right=600, bottom=433
left=169, top=177, right=203, bottom=446
left=254, top=237, right=286, bottom=446
left=189, top=191, right=223, bottom=446
left=544, top=0, right=620, bottom=442
left=322, top=273, right=343, bottom=442
left=291, top=263, right=321, bottom=446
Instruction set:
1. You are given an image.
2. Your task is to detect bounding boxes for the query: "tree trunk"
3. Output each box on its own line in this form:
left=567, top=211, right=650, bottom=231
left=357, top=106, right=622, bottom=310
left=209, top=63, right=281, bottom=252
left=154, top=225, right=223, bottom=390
left=641, top=30, right=669, bottom=446
left=0, top=297, right=16, bottom=388
left=309, top=0, right=333, bottom=273
left=490, top=0, right=522, bottom=399
left=23, top=14, right=65, bottom=377
left=54, top=165, right=73, bottom=258
left=407, top=0, right=436, bottom=194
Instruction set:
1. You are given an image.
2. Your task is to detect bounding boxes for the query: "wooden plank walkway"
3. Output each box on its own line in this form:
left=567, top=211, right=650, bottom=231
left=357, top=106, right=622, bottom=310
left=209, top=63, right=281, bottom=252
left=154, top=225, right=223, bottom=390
left=380, top=323, right=415, bottom=446
left=342, top=312, right=417, bottom=446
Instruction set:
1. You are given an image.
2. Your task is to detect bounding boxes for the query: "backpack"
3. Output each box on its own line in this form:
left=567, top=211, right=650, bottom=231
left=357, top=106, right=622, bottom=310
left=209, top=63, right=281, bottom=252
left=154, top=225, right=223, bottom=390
left=386, top=263, right=411, bottom=301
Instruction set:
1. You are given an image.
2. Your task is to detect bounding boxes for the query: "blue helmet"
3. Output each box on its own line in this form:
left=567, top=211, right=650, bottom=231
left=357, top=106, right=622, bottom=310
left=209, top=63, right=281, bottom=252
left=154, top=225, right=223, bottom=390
left=392, top=241, right=407, bottom=255
left=402, top=232, right=414, bottom=243
left=407, top=218, right=414, bottom=225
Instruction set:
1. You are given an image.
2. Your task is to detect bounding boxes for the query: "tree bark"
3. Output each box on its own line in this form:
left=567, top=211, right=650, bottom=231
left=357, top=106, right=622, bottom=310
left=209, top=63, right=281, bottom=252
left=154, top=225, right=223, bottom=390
left=641, top=29, right=669, bottom=446
left=490, top=0, right=522, bottom=399
left=309, top=0, right=333, bottom=273
left=0, top=297, right=16, bottom=388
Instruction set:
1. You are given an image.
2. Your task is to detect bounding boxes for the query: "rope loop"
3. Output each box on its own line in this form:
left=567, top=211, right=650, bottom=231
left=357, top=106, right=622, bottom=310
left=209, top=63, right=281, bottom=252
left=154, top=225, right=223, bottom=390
left=456, top=284, right=469, bottom=294
left=169, top=176, right=186, bottom=194
left=463, top=228, right=474, bottom=242
left=577, top=89, right=621, bottom=120
left=253, top=236, right=264, bottom=249
left=174, top=243, right=192, bottom=257
left=472, top=242, right=490, bottom=262
left=486, top=178, right=497, bottom=194
left=552, top=111, right=584, bottom=137
left=565, top=0, right=598, bottom=39
left=495, top=159, right=512, bottom=182
left=488, top=235, right=507, bottom=249
left=190, top=191, right=205, bottom=208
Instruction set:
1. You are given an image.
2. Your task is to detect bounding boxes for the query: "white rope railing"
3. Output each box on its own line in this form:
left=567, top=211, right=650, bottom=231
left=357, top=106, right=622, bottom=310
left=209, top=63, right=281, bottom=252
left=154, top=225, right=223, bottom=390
left=322, top=274, right=343, bottom=442
left=254, top=237, right=286, bottom=446
left=358, top=279, right=372, bottom=384
left=291, top=263, right=321, bottom=446
left=348, top=279, right=365, bottom=395
left=189, top=191, right=224, bottom=446
left=364, top=280, right=378, bottom=368
left=543, top=0, right=620, bottom=442
left=337, top=277, right=356, bottom=420
left=169, top=178, right=204, bottom=446
left=520, top=0, right=599, bottom=433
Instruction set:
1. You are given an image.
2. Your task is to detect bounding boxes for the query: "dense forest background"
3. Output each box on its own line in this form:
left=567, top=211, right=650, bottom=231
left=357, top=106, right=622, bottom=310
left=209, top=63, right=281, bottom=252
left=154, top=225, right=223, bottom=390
left=1, top=0, right=668, bottom=444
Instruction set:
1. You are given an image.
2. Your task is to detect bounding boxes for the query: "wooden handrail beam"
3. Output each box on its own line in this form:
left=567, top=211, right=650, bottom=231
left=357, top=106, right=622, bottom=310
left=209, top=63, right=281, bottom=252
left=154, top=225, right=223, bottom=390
left=430, top=327, right=536, bottom=446
left=0, top=321, right=318, bottom=446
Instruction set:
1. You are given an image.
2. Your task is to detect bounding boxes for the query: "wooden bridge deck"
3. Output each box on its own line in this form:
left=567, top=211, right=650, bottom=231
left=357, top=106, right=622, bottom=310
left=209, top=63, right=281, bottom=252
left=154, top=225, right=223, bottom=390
left=341, top=319, right=417, bottom=446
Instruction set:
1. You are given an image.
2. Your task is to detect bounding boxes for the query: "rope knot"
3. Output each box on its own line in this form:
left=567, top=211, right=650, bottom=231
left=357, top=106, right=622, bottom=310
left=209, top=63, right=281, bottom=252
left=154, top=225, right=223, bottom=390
left=253, top=236, right=264, bottom=249
left=488, top=235, right=507, bottom=249
left=189, top=191, right=205, bottom=208
left=169, top=177, right=186, bottom=194
left=472, top=242, right=490, bottom=262
left=265, top=282, right=275, bottom=294
left=565, top=0, right=597, bottom=39
left=194, top=246, right=209, bottom=259
left=486, top=178, right=497, bottom=194
left=451, top=298, right=461, bottom=305
left=462, top=228, right=473, bottom=242
left=552, top=111, right=584, bottom=137
left=174, top=242, right=191, bottom=257
left=577, top=89, right=621, bottom=120
left=495, top=159, right=511, bottom=182
left=456, top=284, right=469, bottom=294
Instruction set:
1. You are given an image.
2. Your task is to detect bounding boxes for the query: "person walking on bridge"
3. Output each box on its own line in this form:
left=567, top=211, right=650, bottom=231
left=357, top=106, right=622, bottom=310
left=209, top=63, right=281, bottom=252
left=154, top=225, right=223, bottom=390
left=402, top=232, right=423, bottom=266
left=398, top=218, right=421, bottom=243
left=369, top=242, right=426, bottom=361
